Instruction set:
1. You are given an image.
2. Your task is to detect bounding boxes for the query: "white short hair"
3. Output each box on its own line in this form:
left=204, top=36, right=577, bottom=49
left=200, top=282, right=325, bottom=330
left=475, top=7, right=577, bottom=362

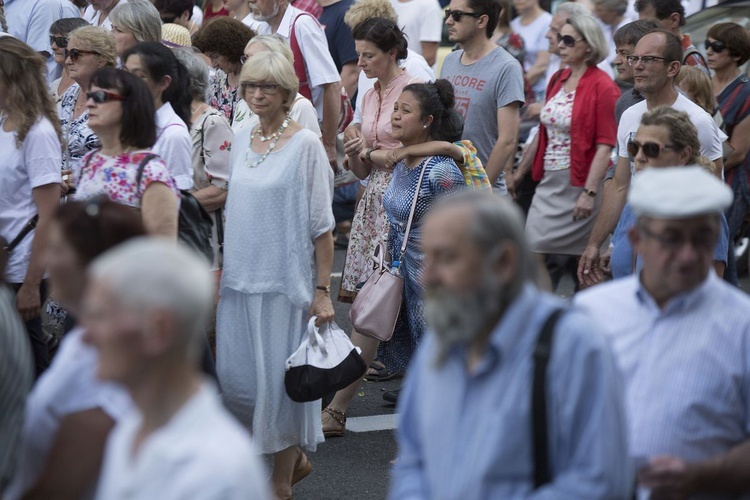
left=555, top=2, right=591, bottom=18
left=89, top=238, right=214, bottom=356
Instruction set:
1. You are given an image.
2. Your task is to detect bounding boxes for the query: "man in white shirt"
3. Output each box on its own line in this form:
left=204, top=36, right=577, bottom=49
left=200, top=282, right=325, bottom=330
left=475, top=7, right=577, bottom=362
left=83, top=239, right=269, bottom=500
left=250, top=0, right=342, bottom=169
left=389, top=0, right=442, bottom=67
left=578, top=28, right=726, bottom=285
left=575, top=167, right=750, bottom=498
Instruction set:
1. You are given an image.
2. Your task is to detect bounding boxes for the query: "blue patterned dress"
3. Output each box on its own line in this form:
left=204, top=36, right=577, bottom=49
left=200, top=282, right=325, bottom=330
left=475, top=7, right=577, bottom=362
left=378, top=155, right=466, bottom=373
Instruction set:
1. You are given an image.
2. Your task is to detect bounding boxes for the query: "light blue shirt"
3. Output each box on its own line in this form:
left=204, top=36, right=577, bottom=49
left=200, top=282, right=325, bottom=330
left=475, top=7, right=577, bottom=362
left=575, top=272, right=750, bottom=468
left=390, top=285, right=633, bottom=500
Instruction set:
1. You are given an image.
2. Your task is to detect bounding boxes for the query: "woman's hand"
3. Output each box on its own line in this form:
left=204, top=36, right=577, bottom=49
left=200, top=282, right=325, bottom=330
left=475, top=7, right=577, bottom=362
left=573, top=192, right=594, bottom=221
left=344, top=135, right=366, bottom=159
left=60, top=169, right=75, bottom=195
left=309, top=290, right=334, bottom=327
left=385, top=148, right=407, bottom=169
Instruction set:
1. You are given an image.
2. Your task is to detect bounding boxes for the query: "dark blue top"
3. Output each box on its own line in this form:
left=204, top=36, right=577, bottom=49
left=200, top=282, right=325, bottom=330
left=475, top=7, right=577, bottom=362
left=318, top=0, right=357, bottom=73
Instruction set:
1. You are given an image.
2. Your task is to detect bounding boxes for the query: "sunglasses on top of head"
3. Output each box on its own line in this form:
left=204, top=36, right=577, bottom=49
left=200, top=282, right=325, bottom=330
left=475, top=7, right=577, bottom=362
left=556, top=33, right=584, bottom=47
left=704, top=39, right=727, bottom=53
left=64, top=48, right=100, bottom=62
left=49, top=35, right=68, bottom=48
left=86, top=90, right=126, bottom=104
left=627, top=140, right=680, bottom=159
left=444, top=9, right=482, bottom=22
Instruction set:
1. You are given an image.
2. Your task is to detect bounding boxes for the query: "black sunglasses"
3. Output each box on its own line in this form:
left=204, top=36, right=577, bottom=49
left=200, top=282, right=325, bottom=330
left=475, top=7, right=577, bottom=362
left=444, top=9, right=482, bottom=22
left=64, top=48, right=100, bottom=62
left=49, top=35, right=68, bottom=48
left=556, top=33, right=584, bottom=47
left=627, top=140, right=680, bottom=159
left=86, top=90, right=126, bottom=104
left=704, top=39, right=727, bottom=53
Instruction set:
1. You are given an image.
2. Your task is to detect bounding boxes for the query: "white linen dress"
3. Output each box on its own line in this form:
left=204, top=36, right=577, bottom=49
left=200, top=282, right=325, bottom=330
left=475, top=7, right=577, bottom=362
left=217, top=127, right=334, bottom=454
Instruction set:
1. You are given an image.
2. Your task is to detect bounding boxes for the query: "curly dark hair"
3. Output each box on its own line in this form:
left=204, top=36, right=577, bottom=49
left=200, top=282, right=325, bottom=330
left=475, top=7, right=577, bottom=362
left=192, top=17, right=256, bottom=64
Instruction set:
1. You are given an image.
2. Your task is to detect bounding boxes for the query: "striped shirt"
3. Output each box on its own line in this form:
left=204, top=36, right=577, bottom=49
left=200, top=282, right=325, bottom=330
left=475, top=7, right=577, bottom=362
left=0, top=285, right=33, bottom=490
left=575, top=272, right=750, bottom=465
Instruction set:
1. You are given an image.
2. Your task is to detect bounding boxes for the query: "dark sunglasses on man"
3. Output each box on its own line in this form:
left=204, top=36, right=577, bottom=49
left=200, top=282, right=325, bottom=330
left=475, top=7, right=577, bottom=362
left=444, top=9, right=481, bottom=22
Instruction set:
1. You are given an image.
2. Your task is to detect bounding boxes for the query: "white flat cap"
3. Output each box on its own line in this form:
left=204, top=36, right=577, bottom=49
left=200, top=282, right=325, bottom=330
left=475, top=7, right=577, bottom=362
left=629, top=166, right=733, bottom=219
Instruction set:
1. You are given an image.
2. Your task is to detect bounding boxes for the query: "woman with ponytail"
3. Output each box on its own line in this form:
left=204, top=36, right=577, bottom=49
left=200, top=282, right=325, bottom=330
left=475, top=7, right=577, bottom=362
left=123, top=42, right=194, bottom=190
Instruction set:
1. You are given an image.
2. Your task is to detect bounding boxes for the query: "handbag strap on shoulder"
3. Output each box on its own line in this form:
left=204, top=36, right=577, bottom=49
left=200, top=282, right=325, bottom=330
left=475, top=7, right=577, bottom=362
left=399, top=159, right=429, bottom=261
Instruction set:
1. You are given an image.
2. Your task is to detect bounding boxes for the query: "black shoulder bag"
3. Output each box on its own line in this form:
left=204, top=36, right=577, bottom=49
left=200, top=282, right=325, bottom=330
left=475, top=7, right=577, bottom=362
left=532, top=308, right=564, bottom=490
left=135, top=154, right=214, bottom=263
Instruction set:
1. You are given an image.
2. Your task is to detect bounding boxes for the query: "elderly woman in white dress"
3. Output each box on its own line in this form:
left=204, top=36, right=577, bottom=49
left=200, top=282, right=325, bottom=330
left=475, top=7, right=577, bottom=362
left=216, top=51, right=334, bottom=500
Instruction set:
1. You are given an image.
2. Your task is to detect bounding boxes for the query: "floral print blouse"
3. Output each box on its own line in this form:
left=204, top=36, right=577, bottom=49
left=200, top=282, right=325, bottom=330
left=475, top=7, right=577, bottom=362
left=207, top=70, right=241, bottom=124
left=59, top=83, right=101, bottom=172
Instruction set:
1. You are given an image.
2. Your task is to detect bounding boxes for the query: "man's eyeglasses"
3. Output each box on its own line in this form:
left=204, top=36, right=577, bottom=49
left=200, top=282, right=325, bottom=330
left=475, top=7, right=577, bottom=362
left=704, top=39, right=727, bottom=53
left=639, top=225, right=716, bottom=252
left=444, top=9, right=482, bottom=22
left=241, top=82, right=280, bottom=94
left=49, top=35, right=68, bottom=48
left=627, top=140, right=680, bottom=159
left=64, top=48, right=100, bottom=62
left=626, top=55, right=672, bottom=66
left=556, top=33, right=584, bottom=47
left=86, top=90, right=126, bottom=104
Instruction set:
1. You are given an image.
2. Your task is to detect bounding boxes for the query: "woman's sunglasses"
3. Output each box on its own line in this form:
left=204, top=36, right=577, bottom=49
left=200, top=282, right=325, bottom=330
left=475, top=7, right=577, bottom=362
left=704, top=39, right=727, bottom=53
left=49, top=35, right=68, bottom=48
left=86, top=90, right=126, bottom=104
left=627, top=140, right=680, bottom=159
left=64, top=48, right=100, bottom=62
left=557, top=33, right=584, bottom=47
left=444, top=9, right=482, bottom=22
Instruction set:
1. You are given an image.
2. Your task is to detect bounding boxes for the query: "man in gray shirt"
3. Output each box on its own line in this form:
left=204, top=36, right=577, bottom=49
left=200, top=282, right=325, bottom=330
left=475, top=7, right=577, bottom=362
left=440, top=0, right=524, bottom=195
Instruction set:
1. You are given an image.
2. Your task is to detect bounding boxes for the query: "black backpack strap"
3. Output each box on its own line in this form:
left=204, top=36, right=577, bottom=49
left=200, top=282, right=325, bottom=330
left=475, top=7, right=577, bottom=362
left=3, top=215, right=39, bottom=252
left=532, top=307, right=564, bottom=490
left=135, top=153, right=159, bottom=197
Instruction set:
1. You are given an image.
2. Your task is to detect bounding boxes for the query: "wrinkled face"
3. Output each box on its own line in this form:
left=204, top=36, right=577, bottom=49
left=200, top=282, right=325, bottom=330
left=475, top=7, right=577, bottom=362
left=45, top=222, right=86, bottom=312
left=545, top=13, right=566, bottom=55
left=631, top=124, right=690, bottom=172
left=613, top=43, right=635, bottom=82
left=631, top=215, right=719, bottom=304
left=631, top=33, right=678, bottom=95
left=557, top=23, right=589, bottom=66
left=82, top=279, right=148, bottom=384
left=111, top=23, right=138, bottom=58
left=706, top=37, right=738, bottom=71
left=248, top=0, right=280, bottom=22
left=65, top=36, right=105, bottom=85
left=391, top=90, right=430, bottom=145
left=205, top=51, right=234, bottom=74
left=355, top=40, right=395, bottom=80
left=86, top=84, right=125, bottom=132
left=242, top=78, right=285, bottom=117
left=445, top=0, right=483, bottom=44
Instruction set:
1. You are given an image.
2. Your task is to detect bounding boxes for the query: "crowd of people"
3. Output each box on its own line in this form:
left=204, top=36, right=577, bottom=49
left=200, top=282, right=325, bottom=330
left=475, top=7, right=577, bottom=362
left=1, top=0, right=750, bottom=498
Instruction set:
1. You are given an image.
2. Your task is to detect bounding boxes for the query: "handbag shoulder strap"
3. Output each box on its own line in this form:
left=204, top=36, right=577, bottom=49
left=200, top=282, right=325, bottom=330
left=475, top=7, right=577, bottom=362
left=532, top=307, right=564, bottom=490
left=398, top=158, right=430, bottom=261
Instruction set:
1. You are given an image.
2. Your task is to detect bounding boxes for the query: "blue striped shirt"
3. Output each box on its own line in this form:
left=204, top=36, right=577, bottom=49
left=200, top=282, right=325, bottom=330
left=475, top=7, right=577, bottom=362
left=390, top=285, right=633, bottom=500
left=575, top=272, right=750, bottom=467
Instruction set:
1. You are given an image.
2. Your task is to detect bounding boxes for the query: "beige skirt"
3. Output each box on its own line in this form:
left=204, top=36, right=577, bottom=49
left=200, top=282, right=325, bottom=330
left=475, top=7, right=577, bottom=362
left=525, top=168, right=601, bottom=256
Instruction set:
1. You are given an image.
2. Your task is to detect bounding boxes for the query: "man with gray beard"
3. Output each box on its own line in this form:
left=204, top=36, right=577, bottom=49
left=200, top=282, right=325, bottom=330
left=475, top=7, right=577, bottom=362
left=389, top=192, right=632, bottom=499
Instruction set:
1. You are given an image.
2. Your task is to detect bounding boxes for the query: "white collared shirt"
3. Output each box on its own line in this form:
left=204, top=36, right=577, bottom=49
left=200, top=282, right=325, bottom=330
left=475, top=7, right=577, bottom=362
left=95, top=382, right=270, bottom=500
left=154, top=103, right=193, bottom=190
left=83, top=0, right=128, bottom=31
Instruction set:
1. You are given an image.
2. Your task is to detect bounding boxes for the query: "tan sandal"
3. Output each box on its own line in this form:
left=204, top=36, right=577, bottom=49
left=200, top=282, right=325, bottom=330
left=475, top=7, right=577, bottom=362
left=291, top=449, right=312, bottom=486
left=322, top=406, right=347, bottom=438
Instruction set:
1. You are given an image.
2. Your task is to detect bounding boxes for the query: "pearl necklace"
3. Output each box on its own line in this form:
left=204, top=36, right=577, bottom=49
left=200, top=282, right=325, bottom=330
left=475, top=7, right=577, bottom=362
left=245, top=114, right=291, bottom=168
left=257, top=117, right=289, bottom=142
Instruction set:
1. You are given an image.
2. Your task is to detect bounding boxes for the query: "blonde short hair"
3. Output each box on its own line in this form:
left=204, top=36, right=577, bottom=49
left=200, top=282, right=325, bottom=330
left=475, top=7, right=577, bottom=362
left=344, top=0, right=397, bottom=30
left=239, top=51, right=298, bottom=111
left=246, top=34, right=294, bottom=65
left=69, top=26, right=118, bottom=67
left=676, top=66, right=717, bottom=115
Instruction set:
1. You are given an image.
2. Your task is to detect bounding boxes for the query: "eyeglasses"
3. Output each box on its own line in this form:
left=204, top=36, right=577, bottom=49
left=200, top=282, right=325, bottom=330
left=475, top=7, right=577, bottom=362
left=639, top=225, right=716, bottom=252
left=444, top=9, right=482, bottom=22
left=64, top=48, right=100, bottom=62
left=49, top=35, right=68, bottom=48
left=626, top=55, right=672, bottom=66
left=704, top=39, right=727, bottom=53
left=627, top=140, right=680, bottom=159
left=241, top=82, right=280, bottom=94
left=86, top=90, right=126, bottom=104
left=556, top=33, right=584, bottom=47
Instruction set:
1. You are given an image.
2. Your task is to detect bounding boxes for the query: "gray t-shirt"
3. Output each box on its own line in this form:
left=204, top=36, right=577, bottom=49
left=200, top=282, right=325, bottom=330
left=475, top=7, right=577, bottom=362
left=440, top=47, right=525, bottom=190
